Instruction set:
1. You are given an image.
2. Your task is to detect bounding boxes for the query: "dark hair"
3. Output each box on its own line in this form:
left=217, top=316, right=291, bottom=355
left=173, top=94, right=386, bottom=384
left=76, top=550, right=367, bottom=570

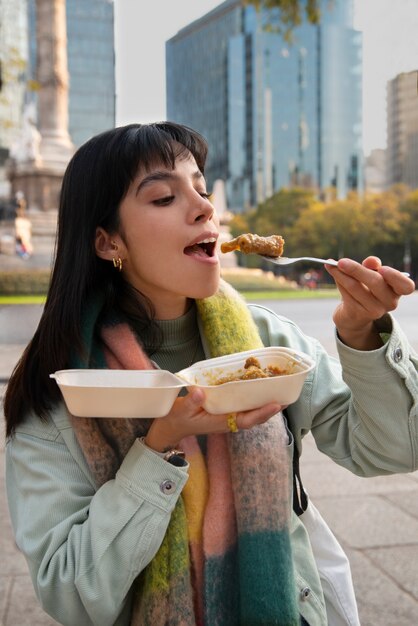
left=4, top=122, right=208, bottom=436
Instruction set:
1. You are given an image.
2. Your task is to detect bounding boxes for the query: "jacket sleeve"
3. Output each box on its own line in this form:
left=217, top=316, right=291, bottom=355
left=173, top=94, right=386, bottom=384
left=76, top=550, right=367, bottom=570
left=6, top=430, right=189, bottom=626
left=250, top=304, right=418, bottom=476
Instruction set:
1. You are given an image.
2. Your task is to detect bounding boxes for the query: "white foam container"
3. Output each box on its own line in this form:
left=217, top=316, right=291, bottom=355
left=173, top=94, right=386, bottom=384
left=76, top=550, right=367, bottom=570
left=176, top=346, right=315, bottom=414
left=50, top=369, right=184, bottom=418
left=50, top=347, right=315, bottom=418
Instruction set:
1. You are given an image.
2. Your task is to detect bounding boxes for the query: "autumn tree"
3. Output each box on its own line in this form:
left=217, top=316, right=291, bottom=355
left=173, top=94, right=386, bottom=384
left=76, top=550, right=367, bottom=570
left=244, top=0, right=322, bottom=39
left=399, top=190, right=418, bottom=275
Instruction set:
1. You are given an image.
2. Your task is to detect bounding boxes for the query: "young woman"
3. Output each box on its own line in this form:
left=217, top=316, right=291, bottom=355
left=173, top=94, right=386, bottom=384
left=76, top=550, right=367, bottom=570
left=4, top=122, right=417, bottom=626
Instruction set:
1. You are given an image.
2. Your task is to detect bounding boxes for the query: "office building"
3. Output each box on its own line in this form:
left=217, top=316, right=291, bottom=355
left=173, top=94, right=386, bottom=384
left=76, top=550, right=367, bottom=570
left=364, top=149, right=386, bottom=194
left=27, top=0, right=115, bottom=147
left=387, top=70, right=418, bottom=190
left=0, top=0, right=28, bottom=196
left=166, top=0, right=363, bottom=210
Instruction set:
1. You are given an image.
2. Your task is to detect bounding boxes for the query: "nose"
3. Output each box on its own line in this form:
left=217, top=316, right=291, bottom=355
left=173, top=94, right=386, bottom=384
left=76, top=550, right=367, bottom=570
left=189, top=192, right=214, bottom=223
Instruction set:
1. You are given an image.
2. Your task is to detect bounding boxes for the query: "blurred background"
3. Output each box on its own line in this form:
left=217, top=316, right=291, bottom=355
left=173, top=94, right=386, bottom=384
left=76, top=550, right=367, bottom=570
left=0, top=5, right=417, bottom=625
left=0, top=0, right=417, bottom=291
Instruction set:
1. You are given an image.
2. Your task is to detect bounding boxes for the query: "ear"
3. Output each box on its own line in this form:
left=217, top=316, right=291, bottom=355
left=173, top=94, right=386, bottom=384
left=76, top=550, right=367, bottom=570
left=95, top=227, right=122, bottom=261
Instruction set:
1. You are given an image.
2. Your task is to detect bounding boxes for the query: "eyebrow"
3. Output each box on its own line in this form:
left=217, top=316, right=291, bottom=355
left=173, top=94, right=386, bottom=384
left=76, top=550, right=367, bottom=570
left=135, top=169, right=204, bottom=195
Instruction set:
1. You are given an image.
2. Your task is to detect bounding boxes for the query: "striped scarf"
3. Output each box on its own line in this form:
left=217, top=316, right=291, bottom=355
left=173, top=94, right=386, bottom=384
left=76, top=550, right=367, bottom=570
left=70, top=280, right=299, bottom=625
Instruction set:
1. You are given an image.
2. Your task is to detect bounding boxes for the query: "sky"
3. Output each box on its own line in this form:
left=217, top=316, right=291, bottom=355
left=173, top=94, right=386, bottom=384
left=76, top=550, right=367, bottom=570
left=114, top=0, right=418, bottom=157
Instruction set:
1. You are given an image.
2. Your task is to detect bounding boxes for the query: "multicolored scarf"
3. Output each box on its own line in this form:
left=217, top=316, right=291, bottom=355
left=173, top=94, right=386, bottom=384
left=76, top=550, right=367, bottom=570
left=70, top=280, right=299, bottom=625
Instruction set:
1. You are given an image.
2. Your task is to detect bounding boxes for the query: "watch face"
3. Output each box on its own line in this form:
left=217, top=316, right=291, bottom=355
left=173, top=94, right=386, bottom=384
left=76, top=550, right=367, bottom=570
left=164, top=450, right=186, bottom=466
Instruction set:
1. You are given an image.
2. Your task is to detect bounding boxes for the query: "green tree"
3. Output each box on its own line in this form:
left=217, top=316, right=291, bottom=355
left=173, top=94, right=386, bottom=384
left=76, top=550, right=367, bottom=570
left=400, top=190, right=418, bottom=277
left=289, top=195, right=368, bottom=260
left=244, top=0, right=322, bottom=39
left=252, top=187, right=316, bottom=234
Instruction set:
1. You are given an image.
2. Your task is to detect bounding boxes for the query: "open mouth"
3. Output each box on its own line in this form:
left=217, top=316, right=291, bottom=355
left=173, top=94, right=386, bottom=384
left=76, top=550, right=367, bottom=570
left=184, top=238, right=217, bottom=258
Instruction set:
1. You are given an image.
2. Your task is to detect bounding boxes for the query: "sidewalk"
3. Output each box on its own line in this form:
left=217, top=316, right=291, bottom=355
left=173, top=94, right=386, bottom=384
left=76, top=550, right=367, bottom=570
left=1, top=345, right=418, bottom=625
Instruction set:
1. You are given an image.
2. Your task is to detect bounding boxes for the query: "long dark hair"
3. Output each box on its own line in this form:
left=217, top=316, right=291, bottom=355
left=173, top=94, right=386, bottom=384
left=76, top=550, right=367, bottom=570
left=4, top=122, right=208, bottom=436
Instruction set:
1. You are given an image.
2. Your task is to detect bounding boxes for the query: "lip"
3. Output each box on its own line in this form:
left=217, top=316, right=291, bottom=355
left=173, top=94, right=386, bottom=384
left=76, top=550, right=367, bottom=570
left=183, top=231, right=219, bottom=264
left=185, top=231, right=219, bottom=248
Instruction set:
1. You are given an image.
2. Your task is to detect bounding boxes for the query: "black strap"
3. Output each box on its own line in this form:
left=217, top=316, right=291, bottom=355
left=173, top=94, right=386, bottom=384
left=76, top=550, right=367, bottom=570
left=284, top=409, right=309, bottom=516
left=292, top=440, right=308, bottom=516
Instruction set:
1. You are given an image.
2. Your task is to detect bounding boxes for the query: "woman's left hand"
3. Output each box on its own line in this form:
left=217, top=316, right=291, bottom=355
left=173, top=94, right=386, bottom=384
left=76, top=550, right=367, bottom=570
left=325, top=256, right=415, bottom=350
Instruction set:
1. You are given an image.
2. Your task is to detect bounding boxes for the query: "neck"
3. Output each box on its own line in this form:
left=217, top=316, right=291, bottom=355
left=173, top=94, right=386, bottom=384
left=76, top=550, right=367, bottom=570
left=154, top=297, right=193, bottom=321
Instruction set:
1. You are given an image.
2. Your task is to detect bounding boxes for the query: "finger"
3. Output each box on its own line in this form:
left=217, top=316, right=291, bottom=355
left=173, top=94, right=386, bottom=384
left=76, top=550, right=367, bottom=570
left=169, top=386, right=206, bottom=420
left=378, top=266, right=416, bottom=296
left=235, top=402, right=283, bottom=430
left=331, top=258, right=396, bottom=299
left=186, top=386, right=206, bottom=406
left=333, top=258, right=414, bottom=297
left=361, top=256, right=382, bottom=271
left=330, top=266, right=397, bottom=319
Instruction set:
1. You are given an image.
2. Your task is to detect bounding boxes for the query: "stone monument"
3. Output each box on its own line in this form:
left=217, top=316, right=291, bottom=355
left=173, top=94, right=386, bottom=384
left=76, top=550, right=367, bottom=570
left=7, top=0, right=74, bottom=252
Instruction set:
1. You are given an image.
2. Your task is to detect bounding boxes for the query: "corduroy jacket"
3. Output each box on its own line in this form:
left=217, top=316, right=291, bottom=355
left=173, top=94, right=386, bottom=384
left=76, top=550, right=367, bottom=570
left=6, top=304, right=418, bottom=626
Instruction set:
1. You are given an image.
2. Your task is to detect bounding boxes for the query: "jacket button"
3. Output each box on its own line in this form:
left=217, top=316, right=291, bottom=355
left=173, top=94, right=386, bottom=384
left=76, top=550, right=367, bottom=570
left=300, top=586, right=311, bottom=601
left=160, top=480, right=175, bottom=494
left=393, top=347, right=403, bottom=363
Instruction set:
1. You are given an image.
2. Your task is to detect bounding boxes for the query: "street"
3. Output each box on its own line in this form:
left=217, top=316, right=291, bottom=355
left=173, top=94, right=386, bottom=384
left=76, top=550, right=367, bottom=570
left=1, top=291, right=417, bottom=355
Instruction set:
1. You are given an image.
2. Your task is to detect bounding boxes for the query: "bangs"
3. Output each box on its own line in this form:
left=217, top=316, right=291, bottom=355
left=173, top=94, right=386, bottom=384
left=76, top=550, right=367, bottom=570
left=125, top=122, right=208, bottom=181
left=63, top=121, right=209, bottom=234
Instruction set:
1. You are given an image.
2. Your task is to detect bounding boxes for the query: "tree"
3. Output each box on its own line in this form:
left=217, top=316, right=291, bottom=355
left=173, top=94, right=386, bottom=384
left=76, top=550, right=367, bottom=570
left=399, top=190, right=418, bottom=277
left=252, top=187, right=316, bottom=235
left=244, top=0, right=322, bottom=39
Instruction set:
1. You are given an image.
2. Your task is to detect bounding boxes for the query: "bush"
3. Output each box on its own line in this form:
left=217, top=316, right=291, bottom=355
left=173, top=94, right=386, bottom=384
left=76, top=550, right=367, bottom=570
left=0, top=269, right=51, bottom=295
left=221, top=268, right=298, bottom=292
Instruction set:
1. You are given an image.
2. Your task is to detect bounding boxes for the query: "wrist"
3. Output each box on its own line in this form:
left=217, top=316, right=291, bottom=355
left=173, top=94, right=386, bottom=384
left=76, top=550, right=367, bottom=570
left=337, top=321, right=383, bottom=351
left=144, top=422, right=181, bottom=453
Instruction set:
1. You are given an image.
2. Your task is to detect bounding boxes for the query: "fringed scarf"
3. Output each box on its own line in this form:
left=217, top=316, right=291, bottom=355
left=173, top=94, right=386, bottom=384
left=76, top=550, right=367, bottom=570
left=70, top=280, right=299, bottom=625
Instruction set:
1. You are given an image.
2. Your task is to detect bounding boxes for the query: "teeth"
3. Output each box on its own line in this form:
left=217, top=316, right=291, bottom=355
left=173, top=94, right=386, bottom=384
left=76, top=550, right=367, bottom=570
left=198, top=237, right=216, bottom=244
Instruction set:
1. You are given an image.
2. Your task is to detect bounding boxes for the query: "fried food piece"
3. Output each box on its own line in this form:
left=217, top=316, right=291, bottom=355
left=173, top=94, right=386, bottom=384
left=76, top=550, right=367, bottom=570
left=213, top=356, right=289, bottom=385
left=221, top=233, right=285, bottom=258
left=244, top=356, right=261, bottom=368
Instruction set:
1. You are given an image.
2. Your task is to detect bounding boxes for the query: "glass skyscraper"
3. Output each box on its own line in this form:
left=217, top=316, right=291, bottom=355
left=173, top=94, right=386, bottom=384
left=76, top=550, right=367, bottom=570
left=27, top=0, right=115, bottom=147
left=166, top=0, right=362, bottom=210
left=0, top=0, right=28, bottom=195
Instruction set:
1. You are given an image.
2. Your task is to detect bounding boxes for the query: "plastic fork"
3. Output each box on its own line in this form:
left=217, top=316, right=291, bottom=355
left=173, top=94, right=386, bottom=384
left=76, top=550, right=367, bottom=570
left=261, top=255, right=339, bottom=267
left=261, top=256, right=410, bottom=276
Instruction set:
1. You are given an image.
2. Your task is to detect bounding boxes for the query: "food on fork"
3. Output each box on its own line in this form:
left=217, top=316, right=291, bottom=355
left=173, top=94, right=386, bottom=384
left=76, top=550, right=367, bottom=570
left=221, top=233, right=285, bottom=258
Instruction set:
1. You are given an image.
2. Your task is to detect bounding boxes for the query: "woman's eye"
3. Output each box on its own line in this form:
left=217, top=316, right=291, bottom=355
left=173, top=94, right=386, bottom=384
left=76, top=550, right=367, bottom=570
left=153, top=195, right=174, bottom=206
left=200, top=192, right=212, bottom=200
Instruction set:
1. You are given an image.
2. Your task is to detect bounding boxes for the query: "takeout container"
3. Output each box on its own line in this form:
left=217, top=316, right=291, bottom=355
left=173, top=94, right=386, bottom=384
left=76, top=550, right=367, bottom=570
left=49, top=369, right=184, bottom=418
left=176, top=347, right=315, bottom=414
left=50, top=347, right=315, bottom=418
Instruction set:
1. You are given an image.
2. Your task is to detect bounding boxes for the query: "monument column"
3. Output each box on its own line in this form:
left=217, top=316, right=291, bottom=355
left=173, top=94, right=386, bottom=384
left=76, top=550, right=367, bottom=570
left=8, top=0, right=74, bottom=215
left=37, top=0, right=74, bottom=167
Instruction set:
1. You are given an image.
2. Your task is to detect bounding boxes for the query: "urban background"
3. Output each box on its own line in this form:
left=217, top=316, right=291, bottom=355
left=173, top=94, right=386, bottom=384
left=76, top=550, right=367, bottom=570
left=0, top=0, right=416, bottom=284
left=0, top=2, right=417, bottom=625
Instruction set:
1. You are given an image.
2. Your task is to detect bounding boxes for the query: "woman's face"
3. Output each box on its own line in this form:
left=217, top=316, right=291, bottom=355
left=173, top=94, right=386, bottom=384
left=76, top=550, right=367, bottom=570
left=99, top=152, right=220, bottom=319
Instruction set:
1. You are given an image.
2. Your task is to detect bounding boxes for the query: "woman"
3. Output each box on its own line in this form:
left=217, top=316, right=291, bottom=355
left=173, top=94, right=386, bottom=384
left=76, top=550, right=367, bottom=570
left=4, top=122, right=417, bottom=626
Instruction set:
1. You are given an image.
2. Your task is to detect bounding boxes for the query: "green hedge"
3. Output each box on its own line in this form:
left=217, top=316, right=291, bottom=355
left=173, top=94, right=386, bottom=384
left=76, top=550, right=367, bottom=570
left=0, top=270, right=51, bottom=295
left=0, top=268, right=298, bottom=296
left=221, top=269, right=298, bottom=292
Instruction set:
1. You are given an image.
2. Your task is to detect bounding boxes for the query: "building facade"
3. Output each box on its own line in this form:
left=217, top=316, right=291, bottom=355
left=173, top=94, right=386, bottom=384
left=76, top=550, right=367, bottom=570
left=0, top=0, right=28, bottom=197
left=364, top=148, right=386, bottom=194
left=166, top=0, right=363, bottom=210
left=27, top=0, right=115, bottom=148
left=387, top=70, right=418, bottom=190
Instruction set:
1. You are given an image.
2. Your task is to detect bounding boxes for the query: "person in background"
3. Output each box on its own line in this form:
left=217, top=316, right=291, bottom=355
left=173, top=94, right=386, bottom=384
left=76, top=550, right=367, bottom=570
left=14, top=191, right=33, bottom=259
left=3, top=122, right=417, bottom=626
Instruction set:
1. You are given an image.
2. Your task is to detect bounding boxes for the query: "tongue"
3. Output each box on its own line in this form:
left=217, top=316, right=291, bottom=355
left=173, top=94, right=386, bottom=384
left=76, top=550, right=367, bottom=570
left=184, top=244, right=207, bottom=257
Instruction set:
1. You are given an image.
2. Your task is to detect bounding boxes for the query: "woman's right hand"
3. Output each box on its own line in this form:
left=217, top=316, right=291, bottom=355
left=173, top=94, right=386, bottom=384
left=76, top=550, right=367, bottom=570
left=144, top=387, right=283, bottom=452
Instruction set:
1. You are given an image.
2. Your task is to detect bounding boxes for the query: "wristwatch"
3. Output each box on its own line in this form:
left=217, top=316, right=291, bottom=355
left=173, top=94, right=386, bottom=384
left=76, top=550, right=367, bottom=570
left=163, top=448, right=186, bottom=467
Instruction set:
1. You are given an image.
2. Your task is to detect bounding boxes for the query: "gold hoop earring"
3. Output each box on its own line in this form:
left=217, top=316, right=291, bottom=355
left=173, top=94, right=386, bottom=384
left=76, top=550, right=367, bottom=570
left=111, top=241, right=123, bottom=272
left=112, top=256, right=123, bottom=271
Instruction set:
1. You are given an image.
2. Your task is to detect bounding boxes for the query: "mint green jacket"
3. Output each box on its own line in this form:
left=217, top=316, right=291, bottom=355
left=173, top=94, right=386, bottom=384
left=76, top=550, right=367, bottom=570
left=6, top=305, right=418, bottom=626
